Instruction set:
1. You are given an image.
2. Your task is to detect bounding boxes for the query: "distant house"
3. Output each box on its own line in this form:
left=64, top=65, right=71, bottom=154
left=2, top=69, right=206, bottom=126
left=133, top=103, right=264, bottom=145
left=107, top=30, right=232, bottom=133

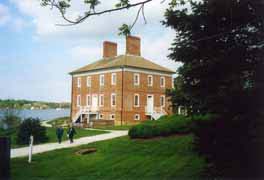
left=69, top=35, right=175, bottom=126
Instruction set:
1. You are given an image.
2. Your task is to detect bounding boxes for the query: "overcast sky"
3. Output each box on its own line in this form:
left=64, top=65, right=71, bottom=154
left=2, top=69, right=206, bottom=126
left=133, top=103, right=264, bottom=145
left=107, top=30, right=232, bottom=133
left=0, top=0, right=180, bottom=102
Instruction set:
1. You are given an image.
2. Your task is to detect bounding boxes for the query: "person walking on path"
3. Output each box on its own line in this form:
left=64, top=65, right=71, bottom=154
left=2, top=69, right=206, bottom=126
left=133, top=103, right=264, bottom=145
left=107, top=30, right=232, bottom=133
left=67, top=125, right=76, bottom=143
left=56, top=126, right=64, bottom=144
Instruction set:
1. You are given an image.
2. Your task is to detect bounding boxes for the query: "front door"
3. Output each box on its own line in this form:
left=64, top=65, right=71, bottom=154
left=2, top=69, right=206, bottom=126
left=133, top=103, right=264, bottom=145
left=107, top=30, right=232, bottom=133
left=147, top=95, right=154, bottom=113
left=92, top=94, right=98, bottom=111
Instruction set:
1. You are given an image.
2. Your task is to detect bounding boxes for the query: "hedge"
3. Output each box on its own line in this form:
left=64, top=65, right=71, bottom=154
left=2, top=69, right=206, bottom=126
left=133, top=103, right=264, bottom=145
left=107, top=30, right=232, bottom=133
left=128, top=115, right=192, bottom=138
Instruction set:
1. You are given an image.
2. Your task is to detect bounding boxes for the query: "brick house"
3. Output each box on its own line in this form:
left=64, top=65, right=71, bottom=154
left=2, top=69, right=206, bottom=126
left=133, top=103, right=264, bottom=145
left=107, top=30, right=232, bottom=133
left=69, top=36, right=175, bottom=126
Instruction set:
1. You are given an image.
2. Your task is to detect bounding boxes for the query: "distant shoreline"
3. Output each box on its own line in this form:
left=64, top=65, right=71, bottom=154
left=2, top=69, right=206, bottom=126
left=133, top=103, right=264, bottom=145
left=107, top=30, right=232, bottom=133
left=0, top=99, right=71, bottom=110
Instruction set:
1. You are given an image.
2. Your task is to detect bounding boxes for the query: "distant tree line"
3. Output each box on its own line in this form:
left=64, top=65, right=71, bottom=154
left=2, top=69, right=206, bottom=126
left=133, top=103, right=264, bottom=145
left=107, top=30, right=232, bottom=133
left=0, top=99, right=70, bottom=109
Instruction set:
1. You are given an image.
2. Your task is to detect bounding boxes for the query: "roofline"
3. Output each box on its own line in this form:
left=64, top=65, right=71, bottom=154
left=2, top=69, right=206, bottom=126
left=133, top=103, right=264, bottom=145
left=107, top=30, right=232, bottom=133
left=69, top=65, right=175, bottom=76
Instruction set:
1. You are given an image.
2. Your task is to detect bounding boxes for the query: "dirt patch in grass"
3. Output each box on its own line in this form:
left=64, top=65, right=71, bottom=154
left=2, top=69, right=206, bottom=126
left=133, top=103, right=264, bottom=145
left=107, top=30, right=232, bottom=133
left=75, top=148, right=97, bottom=155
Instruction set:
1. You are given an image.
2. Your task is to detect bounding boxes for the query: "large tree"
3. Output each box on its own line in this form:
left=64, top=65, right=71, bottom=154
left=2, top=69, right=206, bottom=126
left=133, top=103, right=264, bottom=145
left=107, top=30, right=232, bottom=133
left=163, top=0, right=264, bottom=177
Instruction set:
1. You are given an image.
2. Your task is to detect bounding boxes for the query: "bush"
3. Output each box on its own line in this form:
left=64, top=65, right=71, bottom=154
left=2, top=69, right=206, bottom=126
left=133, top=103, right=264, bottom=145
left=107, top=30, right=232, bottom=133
left=128, top=115, right=192, bottom=138
left=16, top=118, right=48, bottom=145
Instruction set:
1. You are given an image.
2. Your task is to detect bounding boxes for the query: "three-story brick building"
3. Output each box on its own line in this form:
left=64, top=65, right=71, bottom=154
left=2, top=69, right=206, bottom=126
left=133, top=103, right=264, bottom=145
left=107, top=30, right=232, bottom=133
left=70, top=36, right=175, bottom=126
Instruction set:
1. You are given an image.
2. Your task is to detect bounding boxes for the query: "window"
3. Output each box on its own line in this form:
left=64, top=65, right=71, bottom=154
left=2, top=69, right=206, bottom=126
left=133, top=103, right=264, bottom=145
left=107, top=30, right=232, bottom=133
left=172, top=78, right=175, bottom=89
left=134, top=73, right=140, bottom=86
left=111, top=93, right=116, bottom=107
left=110, top=114, right=115, bottom=120
left=99, top=94, right=104, bottom=107
left=86, top=94, right=91, bottom=106
left=77, top=77, right=81, bottom=88
left=160, top=77, right=165, bottom=88
left=99, top=114, right=104, bottom=119
left=147, top=75, right=153, bottom=86
left=160, top=95, right=165, bottom=107
left=134, top=114, right=140, bottom=120
left=100, top=74, right=104, bottom=86
left=77, top=95, right=81, bottom=107
left=87, top=76, right=91, bottom=87
left=134, top=94, right=140, bottom=107
left=111, top=73, right=116, bottom=85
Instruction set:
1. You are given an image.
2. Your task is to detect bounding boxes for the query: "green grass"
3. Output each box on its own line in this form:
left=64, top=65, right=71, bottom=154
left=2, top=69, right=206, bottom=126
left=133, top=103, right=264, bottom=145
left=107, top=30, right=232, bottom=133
left=47, top=116, right=69, bottom=127
left=0, top=127, right=108, bottom=148
left=11, top=135, right=206, bottom=179
left=95, top=125, right=133, bottom=130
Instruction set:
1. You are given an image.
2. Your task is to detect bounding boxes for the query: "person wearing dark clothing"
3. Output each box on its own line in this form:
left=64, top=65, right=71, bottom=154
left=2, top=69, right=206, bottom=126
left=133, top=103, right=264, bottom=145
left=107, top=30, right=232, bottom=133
left=67, top=126, right=76, bottom=143
left=56, top=127, right=64, bottom=144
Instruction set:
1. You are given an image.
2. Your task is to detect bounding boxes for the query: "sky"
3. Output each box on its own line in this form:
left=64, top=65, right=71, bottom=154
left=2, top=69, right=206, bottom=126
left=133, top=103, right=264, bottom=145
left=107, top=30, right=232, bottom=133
left=0, top=0, right=180, bottom=102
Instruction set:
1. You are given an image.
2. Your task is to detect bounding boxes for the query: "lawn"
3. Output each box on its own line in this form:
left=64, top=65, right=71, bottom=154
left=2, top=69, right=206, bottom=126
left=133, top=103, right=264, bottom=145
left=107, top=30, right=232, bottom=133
left=46, top=116, right=69, bottom=127
left=0, top=127, right=108, bottom=148
left=95, top=125, right=133, bottom=130
left=11, top=135, right=206, bottom=179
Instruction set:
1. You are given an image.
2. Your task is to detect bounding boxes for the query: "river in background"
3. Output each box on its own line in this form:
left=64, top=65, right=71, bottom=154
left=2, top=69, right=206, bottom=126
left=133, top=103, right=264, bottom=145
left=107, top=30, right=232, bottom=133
left=0, top=109, right=70, bottom=121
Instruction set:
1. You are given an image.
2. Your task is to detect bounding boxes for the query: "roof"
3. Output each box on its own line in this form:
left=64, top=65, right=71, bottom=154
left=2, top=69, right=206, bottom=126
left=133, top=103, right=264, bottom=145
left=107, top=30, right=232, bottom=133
left=70, top=55, right=175, bottom=75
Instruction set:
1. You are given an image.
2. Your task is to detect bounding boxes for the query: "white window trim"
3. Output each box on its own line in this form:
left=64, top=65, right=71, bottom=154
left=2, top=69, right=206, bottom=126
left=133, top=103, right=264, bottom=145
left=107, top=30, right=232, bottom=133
left=77, top=95, right=81, bottom=107
left=87, top=76, right=91, bottom=87
left=134, top=114, right=140, bottom=121
left=77, top=77, right=81, bottom=88
left=111, top=73, right=116, bottom=85
left=86, top=94, right=91, bottom=107
left=110, top=114, right=115, bottom=120
left=134, top=94, right=140, bottom=107
left=111, top=93, right=116, bottom=107
left=160, top=76, right=165, bottom=88
left=147, top=75, right=153, bottom=87
left=134, top=73, right=140, bottom=86
left=160, top=95, right=165, bottom=107
left=99, top=94, right=104, bottom=107
left=99, top=74, right=104, bottom=86
left=172, top=78, right=175, bottom=89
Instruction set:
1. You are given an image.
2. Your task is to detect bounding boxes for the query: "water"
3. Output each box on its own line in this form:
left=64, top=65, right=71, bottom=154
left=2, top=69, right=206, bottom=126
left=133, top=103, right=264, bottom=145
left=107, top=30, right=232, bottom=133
left=0, top=109, right=70, bottom=121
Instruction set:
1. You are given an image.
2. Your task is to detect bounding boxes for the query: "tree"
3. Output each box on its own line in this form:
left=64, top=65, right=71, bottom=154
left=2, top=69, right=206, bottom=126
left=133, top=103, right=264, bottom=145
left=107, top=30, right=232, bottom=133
left=40, top=0, right=153, bottom=35
left=16, top=118, right=48, bottom=145
left=163, top=0, right=264, bottom=177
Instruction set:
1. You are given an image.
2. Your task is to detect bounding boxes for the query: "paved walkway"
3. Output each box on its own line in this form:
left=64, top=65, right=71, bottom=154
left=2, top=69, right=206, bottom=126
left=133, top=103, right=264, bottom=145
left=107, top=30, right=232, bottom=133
left=11, top=130, right=128, bottom=158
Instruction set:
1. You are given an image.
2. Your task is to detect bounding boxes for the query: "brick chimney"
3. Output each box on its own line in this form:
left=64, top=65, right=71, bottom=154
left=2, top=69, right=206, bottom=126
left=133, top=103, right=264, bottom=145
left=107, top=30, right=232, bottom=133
left=126, top=35, right=141, bottom=56
left=103, top=41, right=117, bottom=58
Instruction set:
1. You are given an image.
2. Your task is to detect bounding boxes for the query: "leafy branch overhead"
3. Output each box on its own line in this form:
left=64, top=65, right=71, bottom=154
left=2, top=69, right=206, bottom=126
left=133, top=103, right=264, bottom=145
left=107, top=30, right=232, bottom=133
left=40, top=0, right=155, bottom=35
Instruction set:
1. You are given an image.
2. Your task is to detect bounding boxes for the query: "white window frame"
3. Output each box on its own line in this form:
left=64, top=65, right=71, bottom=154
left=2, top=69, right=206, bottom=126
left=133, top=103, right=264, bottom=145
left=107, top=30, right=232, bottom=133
left=86, top=94, right=91, bottom=107
left=172, top=77, right=175, bottom=89
left=133, top=73, right=140, bottom=86
left=99, top=74, right=105, bottom=86
left=77, top=77, right=81, bottom=88
left=77, top=95, right=81, bottom=107
left=111, top=73, right=116, bottom=85
left=87, top=76, right=91, bottom=87
left=147, top=75, right=153, bottom=87
left=99, top=94, right=104, bottom=107
left=134, top=94, right=140, bottom=107
left=99, top=114, right=104, bottom=119
left=110, top=114, right=115, bottom=120
left=134, top=114, right=140, bottom=121
left=111, top=93, right=116, bottom=107
left=160, top=95, right=165, bottom=107
left=160, top=76, right=165, bottom=88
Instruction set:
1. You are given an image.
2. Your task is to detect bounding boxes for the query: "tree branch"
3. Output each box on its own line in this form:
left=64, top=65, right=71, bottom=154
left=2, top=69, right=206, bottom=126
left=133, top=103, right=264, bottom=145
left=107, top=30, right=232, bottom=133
left=47, top=0, right=154, bottom=26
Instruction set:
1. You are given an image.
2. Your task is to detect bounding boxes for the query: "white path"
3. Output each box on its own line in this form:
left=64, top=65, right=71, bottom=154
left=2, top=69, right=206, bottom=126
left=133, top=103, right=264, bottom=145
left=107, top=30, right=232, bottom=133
left=11, top=130, right=128, bottom=158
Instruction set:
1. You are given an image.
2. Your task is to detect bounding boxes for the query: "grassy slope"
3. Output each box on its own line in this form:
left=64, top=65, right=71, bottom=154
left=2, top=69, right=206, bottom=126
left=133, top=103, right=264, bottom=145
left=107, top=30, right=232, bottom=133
left=1, top=128, right=108, bottom=148
left=11, top=135, right=206, bottom=179
left=47, top=116, right=69, bottom=126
